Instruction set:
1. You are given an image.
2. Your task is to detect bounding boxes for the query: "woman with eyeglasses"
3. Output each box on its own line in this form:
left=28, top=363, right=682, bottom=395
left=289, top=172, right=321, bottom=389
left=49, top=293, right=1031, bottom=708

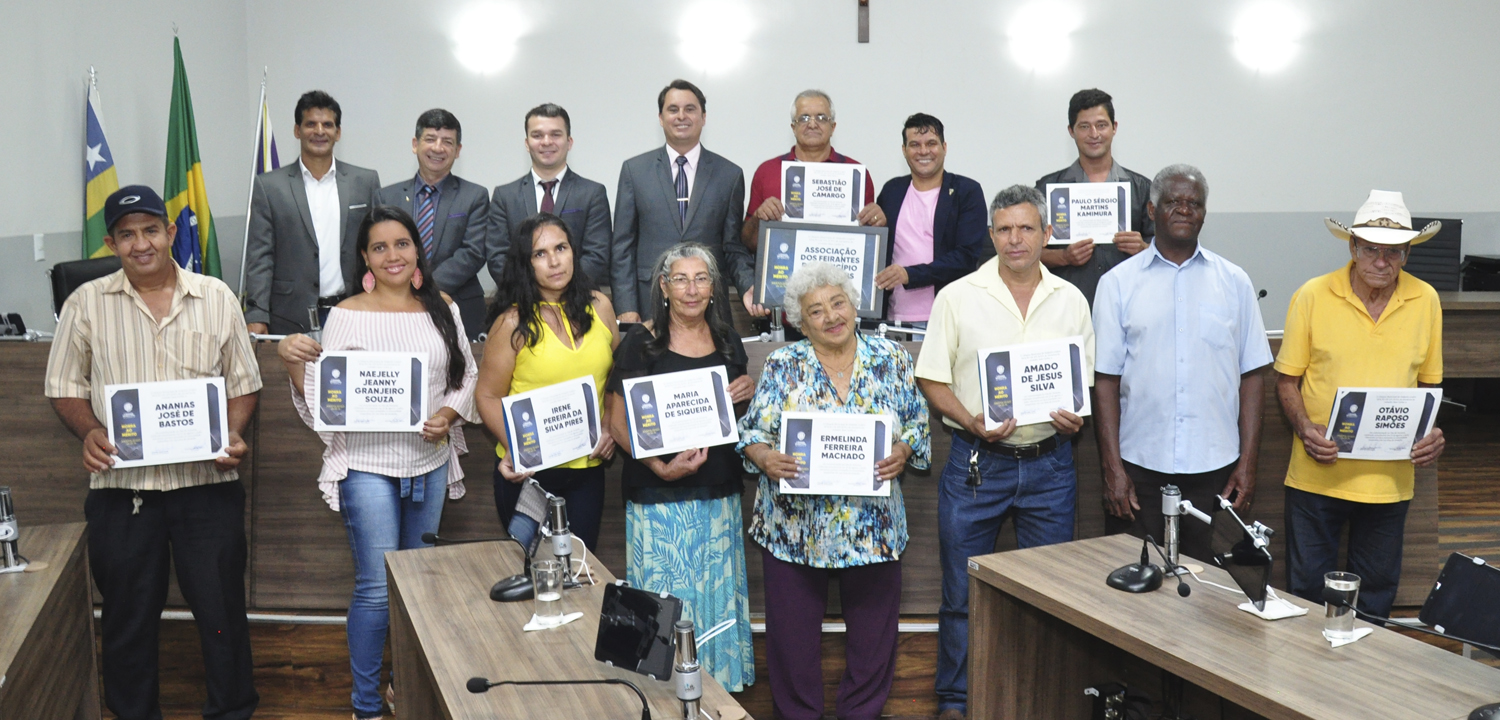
left=277, top=205, right=479, bottom=720
left=605, top=243, right=756, bottom=691
left=476, top=213, right=619, bottom=553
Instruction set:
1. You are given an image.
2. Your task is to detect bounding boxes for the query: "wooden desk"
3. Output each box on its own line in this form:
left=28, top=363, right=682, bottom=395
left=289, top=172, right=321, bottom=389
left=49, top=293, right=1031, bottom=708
left=967, top=534, right=1500, bottom=719
left=386, top=541, right=752, bottom=720
left=0, top=522, right=99, bottom=720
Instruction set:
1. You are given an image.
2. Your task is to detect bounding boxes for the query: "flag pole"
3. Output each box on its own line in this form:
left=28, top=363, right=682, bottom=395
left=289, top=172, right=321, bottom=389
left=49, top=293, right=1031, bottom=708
left=238, top=67, right=267, bottom=299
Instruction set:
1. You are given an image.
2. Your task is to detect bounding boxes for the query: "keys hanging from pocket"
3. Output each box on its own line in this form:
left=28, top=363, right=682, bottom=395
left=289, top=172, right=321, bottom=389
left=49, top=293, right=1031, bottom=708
left=966, top=448, right=982, bottom=487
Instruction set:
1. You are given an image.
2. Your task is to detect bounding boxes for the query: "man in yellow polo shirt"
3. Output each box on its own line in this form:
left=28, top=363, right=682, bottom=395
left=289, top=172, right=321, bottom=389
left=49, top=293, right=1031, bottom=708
left=1274, top=190, right=1446, bottom=618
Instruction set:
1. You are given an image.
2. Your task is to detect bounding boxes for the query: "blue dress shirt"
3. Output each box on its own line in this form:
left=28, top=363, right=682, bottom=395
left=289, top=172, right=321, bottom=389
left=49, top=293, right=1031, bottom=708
left=1093, top=243, right=1272, bottom=474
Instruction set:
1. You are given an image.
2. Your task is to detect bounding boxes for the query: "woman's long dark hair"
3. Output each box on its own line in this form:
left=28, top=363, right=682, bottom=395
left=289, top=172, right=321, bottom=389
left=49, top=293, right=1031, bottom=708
left=486, top=213, right=595, bottom=351
left=644, top=243, right=737, bottom=364
left=354, top=205, right=466, bottom=392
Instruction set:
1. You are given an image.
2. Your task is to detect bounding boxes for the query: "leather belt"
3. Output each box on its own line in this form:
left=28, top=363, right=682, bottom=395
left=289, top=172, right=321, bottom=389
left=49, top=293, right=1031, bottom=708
left=316, top=294, right=346, bottom=309
left=953, top=428, right=1062, bottom=460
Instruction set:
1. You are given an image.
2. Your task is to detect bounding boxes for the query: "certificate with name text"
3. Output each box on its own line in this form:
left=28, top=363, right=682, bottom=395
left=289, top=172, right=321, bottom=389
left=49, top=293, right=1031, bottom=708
left=1044, top=182, right=1130, bottom=245
left=778, top=411, right=894, bottom=497
left=1324, top=387, right=1442, bottom=461
left=314, top=352, right=429, bottom=432
left=781, top=161, right=866, bottom=225
left=977, top=337, right=1090, bottom=429
left=622, top=365, right=739, bottom=459
left=105, top=377, right=231, bottom=469
left=502, top=376, right=601, bottom=473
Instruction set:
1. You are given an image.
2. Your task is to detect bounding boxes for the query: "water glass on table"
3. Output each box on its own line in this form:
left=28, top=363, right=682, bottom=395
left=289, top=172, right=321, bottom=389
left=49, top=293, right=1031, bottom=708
left=533, top=559, right=565, bottom=623
left=1323, top=571, right=1361, bottom=641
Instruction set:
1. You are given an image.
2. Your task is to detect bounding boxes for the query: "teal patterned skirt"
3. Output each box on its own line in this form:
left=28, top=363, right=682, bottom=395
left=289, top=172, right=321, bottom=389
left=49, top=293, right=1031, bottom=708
left=626, top=486, right=756, bottom=691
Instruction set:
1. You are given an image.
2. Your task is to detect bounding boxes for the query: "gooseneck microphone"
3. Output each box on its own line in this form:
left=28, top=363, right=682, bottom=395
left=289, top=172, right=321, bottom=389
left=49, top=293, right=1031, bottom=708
left=421, top=532, right=535, bottom=603
left=466, top=676, right=652, bottom=720
left=1145, top=535, right=1191, bottom=598
left=672, top=620, right=702, bottom=720
left=1106, top=536, right=1163, bottom=594
left=1319, top=587, right=1500, bottom=655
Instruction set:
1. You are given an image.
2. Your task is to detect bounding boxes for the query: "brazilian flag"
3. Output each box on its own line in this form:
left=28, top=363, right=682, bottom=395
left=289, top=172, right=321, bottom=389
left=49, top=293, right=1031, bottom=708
left=164, top=37, right=219, bottom=277
left=83, top=79, right=119, bottom=258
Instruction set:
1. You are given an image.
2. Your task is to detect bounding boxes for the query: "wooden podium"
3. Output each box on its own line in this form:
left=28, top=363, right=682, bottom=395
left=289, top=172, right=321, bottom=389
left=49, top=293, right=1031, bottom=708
left=0, top=522, right=99, bottom=720
left=387, top=540, right=753, bottom=719
left=967, top=534, right=1500, bottom=719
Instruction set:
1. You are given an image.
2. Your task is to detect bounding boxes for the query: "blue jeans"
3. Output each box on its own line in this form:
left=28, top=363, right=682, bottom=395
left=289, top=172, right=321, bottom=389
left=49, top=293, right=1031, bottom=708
left=340, top=464, right=448, bottom=717
left=935, top=433, right=1076, bottom=713
left=1284, top=486, right=1409, bottom=620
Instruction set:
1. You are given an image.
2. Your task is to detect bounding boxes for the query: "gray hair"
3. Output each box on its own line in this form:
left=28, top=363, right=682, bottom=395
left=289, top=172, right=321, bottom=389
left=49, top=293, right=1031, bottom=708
left=1149, top=163, right=1210, bottom=206
left=647, top=242, right=722, bottom=311
left=791, top=89, right=836, bottom=123
left=989, top=184, right=1047, bottom=225
left=783, top=261, right=860, bottom=329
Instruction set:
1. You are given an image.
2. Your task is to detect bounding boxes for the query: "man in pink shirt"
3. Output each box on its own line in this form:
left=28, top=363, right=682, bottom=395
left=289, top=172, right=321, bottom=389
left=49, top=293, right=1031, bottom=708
left=874, top=113, right=989, bottom=326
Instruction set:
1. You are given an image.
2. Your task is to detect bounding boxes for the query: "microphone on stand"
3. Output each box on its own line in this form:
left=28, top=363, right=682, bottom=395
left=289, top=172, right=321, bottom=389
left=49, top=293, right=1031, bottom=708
left=1162, top=484, right=1183, bottom=571
left=1145, top=535, right=1191, bottom=598
left=672, top=620, right=702, bottom=720
left=545, top=496, right=578, bottom=588
left=0, top=487, right=26, bottom=573
left=466, top=676, right=652, bottom=720
left=421, top=532, right=535, bottom=603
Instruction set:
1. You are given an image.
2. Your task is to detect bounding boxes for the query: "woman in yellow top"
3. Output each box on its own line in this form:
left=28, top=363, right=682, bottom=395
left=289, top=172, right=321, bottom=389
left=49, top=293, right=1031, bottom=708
left=477, top=213, right=620, bottom=550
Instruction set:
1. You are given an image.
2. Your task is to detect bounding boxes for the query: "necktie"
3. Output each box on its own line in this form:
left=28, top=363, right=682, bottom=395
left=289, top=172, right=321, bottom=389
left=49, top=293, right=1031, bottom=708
left=540, top=179, right=558, bottom=214
left=674, top=155, right=689, bottom=223
left=416, top=184, right=436, bottom=258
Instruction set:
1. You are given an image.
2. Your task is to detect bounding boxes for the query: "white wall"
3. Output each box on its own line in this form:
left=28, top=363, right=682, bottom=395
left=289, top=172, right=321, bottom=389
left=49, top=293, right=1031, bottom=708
left=7, top=0, right=1500, bottom=331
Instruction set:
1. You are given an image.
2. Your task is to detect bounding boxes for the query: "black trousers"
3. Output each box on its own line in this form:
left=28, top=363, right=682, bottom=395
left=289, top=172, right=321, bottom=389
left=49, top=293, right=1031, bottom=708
left=84, top=482, right=258, bottom=720
left=1103, top=460, right=1234, bottom=563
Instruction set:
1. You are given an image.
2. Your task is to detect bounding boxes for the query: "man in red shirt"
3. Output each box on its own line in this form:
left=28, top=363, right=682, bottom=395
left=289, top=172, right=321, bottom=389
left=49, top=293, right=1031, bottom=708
left=741, top=89, right=885, bottom=254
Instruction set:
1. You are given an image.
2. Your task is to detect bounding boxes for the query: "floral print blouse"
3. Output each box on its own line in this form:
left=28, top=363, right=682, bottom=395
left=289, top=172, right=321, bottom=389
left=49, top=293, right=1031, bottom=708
left=737, top=335, right=931, bottom=568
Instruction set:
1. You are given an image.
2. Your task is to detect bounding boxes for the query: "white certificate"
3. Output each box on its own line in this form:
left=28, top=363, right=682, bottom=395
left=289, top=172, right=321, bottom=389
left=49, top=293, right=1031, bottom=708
left=778, top=412, right=894, bottom=497
left=977, top=337, right=1090, bottom=430
left=502, top=376, right=601, bottom=473
left=1325, top=387, right=1442, bottom=460
left=621, top=366, right=739, bottom=459
left=1044, top=182, right=1131, bottom=245
left=314, top=352, right=430, bottom=432
left=781, top=161, right=866, bottom=226
left=104, top=377, right=231, bottom=469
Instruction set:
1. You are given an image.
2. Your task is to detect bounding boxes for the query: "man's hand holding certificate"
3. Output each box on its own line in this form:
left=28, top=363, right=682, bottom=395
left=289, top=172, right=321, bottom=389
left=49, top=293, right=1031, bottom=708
left=1324, top=387, right=1442, bottom=461
left=1044, top=182, right=1131, bottom=245
left=977, top=337, right=1090, bottom=430
left=621, top=366, right=739, bottom=458
left=502, top=376, right=602, bottom=473
left=105, top=378, right=231, bottom=469
left=778, top=412, right=895, bottom=497
left=781, top=161, right=867, bottom=226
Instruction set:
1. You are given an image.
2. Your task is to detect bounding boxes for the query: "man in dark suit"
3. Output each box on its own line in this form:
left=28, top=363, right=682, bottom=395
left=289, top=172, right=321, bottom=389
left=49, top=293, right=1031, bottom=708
left=1035, top=88, right=1155, bottom=305
left=377, top=108, right=489, bottom=338
left=244, top=90, right=381, bottom=334
left=611, top=79, right=756, bottom=323
left=874, top=113, right=988, bottom=326
left=486, top=103, right=611, bottom=290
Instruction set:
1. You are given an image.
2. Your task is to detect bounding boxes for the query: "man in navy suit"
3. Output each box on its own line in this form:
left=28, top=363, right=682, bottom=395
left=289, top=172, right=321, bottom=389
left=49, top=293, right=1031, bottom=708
left=611, top=79, right=755, bottom=322
left=874, top=113, right=988, bottom=326
left=377, top=109, right=490, bottom=338
left=486, top=103, right=612, bottom=291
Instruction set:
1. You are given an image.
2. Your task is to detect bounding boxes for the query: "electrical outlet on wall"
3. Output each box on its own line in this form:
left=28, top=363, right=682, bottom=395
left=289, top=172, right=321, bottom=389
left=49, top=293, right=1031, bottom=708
left=33, top=234, right=44, bottom=262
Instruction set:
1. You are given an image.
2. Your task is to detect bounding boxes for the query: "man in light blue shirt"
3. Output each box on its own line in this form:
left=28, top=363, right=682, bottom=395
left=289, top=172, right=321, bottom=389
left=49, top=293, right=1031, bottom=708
left=1092, top=164, right=1272, bottom=560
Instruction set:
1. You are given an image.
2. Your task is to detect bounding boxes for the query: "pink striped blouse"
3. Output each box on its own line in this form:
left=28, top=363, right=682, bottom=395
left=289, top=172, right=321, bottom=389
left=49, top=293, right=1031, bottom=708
left=290, top=303, right=480, bottom=511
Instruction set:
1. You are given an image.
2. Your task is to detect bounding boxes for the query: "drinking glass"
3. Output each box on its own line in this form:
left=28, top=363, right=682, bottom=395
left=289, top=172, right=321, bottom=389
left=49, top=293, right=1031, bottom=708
left=533, top=559, right=564, bottom=623
left=1324, top=571, right=1361, bottom=641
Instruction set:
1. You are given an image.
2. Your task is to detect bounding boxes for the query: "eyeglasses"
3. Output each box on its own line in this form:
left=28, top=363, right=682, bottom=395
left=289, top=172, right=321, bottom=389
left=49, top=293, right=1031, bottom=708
left=1355, top=245, right=1408, bottom=263
left=794, top=113, right=833, bottom=126
left=667, top=274, right=713, bottom=289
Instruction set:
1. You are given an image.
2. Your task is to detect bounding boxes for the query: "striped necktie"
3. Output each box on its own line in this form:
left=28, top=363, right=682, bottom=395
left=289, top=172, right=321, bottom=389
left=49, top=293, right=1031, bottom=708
left=416, top=184, right=437, bottom=258
left=674, top=155, right=689, bottom=223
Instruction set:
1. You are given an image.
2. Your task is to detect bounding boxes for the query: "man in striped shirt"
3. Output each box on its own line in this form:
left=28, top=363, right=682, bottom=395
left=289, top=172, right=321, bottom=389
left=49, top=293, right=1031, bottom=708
left=46, top=185, right=263, bottom=720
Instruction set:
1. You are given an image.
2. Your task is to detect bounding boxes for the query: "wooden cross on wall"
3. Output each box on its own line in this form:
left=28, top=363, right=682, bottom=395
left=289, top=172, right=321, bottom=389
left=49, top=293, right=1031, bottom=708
left=859, top=0, right=869, bottom=43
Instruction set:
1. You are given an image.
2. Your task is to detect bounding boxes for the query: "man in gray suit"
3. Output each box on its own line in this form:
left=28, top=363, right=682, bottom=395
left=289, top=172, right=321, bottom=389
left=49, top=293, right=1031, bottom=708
left=244, top=90, right=381, bottom=335
left=486, top=103, right=611, bottom=290
left=611, top=79, right=757, bottom=323
left=377, top=109, right=490, bottom=338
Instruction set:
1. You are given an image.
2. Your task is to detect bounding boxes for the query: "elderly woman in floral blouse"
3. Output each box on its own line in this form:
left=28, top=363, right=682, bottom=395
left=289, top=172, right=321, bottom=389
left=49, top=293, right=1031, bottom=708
left=738, top=261, right=931, bottom=720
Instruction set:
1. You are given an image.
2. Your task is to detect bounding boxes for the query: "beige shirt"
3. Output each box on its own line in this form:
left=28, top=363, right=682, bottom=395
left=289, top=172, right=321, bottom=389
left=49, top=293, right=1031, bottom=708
left=915, top=257, right=1096, bottom=445
left=45, top=268, right=263, bottom=491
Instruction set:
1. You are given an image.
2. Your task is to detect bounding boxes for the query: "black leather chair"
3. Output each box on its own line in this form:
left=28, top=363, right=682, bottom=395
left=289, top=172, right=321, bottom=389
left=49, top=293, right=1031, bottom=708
left=48, top=256, right=122, bottom=318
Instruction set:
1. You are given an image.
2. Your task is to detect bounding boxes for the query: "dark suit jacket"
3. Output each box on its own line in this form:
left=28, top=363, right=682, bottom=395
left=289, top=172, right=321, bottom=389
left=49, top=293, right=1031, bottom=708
left=610, top=146, right=751, bottom=316
left=486, top=169, right=611, bottom=291
left=875, top=171, right=989, bottom=318
left=377, top=173, right=489, bottom=338
left=244, top=159, right=381, bottom=333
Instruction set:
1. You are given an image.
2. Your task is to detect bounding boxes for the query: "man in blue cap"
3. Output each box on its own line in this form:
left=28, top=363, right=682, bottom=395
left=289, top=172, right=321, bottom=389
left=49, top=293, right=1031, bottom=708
left=45, top=185, right=263, bottom=720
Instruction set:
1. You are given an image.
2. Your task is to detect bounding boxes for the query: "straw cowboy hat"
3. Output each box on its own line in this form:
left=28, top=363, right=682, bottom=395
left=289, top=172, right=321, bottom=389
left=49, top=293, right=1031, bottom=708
left=1324, top=189, right=1440, bottom=246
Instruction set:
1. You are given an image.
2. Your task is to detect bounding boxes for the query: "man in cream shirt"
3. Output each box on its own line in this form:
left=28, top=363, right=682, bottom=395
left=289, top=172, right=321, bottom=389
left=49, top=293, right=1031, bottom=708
left=915, top=184, right=1095, bottom=720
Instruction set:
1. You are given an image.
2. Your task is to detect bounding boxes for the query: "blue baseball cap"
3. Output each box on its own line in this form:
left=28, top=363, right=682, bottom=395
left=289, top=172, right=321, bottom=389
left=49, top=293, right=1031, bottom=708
left=104, top=185, right=169, bottom=232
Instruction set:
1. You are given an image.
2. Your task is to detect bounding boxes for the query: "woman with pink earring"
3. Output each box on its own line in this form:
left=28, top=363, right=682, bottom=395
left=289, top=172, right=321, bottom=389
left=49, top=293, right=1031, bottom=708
left=276, top=205, right=478, bottom=720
